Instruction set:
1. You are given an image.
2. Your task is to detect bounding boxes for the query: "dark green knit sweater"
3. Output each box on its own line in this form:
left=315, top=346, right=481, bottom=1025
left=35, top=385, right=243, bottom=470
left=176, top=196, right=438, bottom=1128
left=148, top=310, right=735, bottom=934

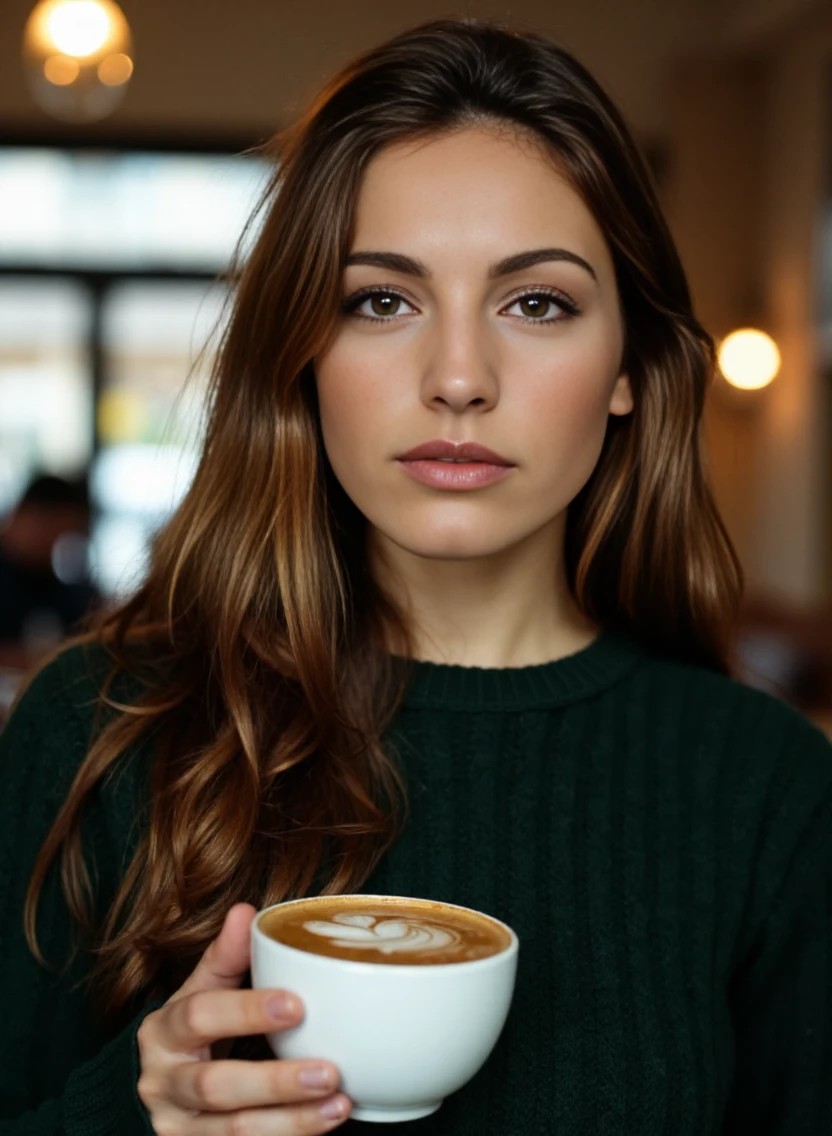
left=1, top=631, right=831, bottom=1134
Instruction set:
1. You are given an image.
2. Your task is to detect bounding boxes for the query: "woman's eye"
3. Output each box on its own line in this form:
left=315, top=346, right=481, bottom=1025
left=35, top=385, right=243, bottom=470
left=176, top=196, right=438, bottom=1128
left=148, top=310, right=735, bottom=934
left=370, top=294, right=402, bottom=317
left=503, top=292, right=576, bottom=322
left=345, top=288, right=577, bottom=323
left=347, top=291, right=415, bottom=320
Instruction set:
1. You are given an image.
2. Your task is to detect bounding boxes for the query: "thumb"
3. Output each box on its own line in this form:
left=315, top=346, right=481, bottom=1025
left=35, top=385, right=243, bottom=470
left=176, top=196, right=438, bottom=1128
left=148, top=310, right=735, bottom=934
left=172, top=903, right=257, bottom=1002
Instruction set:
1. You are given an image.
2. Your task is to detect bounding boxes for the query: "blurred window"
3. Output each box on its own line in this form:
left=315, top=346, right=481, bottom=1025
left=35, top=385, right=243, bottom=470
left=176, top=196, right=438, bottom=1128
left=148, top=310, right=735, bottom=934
left=0, top=149, right=267, bottom=271
left=0, top=144, right=270, bottom=600
left=0, top=278, right=92, bottom=514
left=93, top=280, right=226, bottom=596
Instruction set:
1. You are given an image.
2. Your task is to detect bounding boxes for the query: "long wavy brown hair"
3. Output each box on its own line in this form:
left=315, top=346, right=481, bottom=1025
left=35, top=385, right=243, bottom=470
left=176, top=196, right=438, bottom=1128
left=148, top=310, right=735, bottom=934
left=25, top=17, right=742, bottom=1028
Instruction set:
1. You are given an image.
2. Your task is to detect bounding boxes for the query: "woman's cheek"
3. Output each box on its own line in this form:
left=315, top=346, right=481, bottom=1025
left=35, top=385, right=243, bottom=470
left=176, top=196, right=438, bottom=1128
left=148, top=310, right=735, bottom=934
left=524, top=353, right=616, bottom=432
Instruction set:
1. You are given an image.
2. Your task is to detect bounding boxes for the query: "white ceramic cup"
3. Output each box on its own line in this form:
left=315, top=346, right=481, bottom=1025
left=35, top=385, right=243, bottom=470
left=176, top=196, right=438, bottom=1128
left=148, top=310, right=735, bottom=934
left=250, top=894, right=519, bottom=1123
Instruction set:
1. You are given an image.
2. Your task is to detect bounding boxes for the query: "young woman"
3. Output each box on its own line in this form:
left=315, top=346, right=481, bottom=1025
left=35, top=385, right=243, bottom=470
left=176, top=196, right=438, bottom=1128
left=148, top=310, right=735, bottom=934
left=1, top=18, right=830, bottom=1136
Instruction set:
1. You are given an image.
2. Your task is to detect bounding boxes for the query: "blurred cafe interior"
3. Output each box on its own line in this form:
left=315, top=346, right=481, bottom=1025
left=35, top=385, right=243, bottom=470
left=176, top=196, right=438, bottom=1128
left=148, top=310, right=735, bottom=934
left=0, top=0, right=830, bottom=733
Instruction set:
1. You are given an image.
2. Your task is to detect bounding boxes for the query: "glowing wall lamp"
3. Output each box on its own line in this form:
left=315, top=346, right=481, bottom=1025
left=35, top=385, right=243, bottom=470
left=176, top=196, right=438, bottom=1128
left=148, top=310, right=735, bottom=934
left=22, top=0, right=134, bottom=123
left=717, top=328, right=781, bottom=391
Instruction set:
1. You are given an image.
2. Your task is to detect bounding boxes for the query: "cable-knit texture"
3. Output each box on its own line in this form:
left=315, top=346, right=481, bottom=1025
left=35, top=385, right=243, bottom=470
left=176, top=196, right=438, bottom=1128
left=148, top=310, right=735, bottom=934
left=0, top=633, right=830, bottom=1134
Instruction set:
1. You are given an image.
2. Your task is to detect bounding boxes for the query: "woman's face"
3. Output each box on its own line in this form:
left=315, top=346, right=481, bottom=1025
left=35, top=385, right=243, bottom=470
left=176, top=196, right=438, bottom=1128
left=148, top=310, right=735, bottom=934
left=314, top=125, right=632, bottom=567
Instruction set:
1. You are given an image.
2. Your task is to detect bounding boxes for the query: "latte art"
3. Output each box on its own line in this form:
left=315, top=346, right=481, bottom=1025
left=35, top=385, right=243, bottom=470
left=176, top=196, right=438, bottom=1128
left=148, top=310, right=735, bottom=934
left=303, top=912, right=459, bottom=955
left=258, top=896, right=512, bottom=965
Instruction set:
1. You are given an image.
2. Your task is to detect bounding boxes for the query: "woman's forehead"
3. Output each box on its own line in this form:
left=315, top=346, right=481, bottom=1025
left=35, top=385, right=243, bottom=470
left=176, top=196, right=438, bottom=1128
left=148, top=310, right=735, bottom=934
left=349, top=126, right=611, bottom=277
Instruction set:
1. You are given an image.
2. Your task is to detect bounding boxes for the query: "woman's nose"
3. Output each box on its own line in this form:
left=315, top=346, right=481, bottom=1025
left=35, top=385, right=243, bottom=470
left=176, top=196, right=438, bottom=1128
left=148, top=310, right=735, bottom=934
left=419, top=315, right=500, bottom=413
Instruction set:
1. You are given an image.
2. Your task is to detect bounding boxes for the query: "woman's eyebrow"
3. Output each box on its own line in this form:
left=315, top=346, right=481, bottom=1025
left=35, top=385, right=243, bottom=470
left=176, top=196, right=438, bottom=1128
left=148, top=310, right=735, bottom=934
left=344, top=247, right=597, bottom=282
left=491, top=248, right=597, bottom=282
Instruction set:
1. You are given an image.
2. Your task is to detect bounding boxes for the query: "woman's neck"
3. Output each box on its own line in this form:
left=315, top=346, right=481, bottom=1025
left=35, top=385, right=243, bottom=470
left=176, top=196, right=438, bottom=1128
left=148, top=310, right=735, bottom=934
left=370, top=523, right=599, bottom=669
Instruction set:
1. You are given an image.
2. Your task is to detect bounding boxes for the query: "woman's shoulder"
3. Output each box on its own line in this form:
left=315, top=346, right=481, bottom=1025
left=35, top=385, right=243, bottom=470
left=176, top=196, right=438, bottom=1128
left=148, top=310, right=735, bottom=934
left=1, top=641, right=158, bottom=858
left=13, top=639, right=140, bottom=725
left=642, top=642, right=829, bottom=729
left=1, top=639, right=150, bottom=779
left=636, top=641, right=832, bottom=797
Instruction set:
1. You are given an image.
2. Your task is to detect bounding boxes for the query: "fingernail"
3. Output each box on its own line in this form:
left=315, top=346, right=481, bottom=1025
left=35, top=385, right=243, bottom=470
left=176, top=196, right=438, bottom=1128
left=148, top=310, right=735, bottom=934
left=299, top=1064, right=332, bottom=1089
left=266, top=992, right=298, bottom=1020
left=319, top=1096, right=348, bottom=1120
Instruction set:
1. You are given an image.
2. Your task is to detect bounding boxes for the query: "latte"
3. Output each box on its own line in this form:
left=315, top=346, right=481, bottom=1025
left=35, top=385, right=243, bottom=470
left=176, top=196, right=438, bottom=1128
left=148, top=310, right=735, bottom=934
left=257, top=895, right=511, bottom=965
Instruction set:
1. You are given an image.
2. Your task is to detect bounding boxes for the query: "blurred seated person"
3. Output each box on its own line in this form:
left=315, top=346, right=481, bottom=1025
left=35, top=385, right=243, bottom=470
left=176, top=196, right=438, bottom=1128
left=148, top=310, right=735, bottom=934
left=0, top=474, right=99, bottom=672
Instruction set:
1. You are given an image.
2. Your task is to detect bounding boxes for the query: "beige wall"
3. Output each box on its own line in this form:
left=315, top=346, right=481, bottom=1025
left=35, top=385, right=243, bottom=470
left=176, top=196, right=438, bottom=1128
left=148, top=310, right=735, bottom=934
left=755, top=8, right=831, bottom=606
left=666, top=2, right=831, bottom=607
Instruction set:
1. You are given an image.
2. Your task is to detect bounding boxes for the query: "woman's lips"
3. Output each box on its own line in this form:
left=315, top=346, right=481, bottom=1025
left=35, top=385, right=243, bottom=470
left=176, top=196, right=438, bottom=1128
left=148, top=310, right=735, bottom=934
left=397, top=459, right=514, bottom=490
left=397, top=440, right=511, bottom=464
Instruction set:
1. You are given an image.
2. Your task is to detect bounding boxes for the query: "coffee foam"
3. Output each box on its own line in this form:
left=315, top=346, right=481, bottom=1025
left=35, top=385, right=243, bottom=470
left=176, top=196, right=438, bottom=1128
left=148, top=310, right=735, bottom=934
left=258, top=896, right=511, bottom=965
left=303, top=912, right=458, bottom=955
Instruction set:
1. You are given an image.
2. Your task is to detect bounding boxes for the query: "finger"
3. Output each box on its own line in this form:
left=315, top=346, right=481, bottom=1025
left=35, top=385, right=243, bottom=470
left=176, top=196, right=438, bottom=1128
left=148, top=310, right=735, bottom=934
left=171, top=1058, right=341, bottom=1112
left=164, top=986, right=303, bottom=1053
left=190, top=1096, right=352, bottom=1135
left=172, top=904, right=257, bottom=1003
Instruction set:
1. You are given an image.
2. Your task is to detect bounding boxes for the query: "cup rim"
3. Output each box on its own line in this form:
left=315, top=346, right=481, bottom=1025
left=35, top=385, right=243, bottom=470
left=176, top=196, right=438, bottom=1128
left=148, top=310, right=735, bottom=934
left=252, top=893, right=519, bottom=972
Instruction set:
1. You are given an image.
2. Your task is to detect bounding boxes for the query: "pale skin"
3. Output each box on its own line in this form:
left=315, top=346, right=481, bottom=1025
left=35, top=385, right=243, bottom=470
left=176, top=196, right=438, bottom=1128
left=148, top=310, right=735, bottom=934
left=136, top=125, right=633, bottom=1134
left=315, top=124, right=633, bottom=667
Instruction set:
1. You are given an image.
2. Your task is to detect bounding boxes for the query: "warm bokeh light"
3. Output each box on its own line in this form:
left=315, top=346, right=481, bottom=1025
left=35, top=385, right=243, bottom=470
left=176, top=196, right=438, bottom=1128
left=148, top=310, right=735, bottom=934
left=97, top=51, right=132, bottom=86
left=43, top=54, right=80, bottom=85
left=46, top=1, right=110, bottom=58
left=22, top=0, right=133, bottom=122
left=717, top=328, right=781, bottom=390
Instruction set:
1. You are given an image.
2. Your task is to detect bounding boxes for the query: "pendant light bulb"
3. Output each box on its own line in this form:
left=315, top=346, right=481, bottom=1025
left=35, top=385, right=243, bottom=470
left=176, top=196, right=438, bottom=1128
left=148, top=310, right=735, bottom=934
left=22, top=0, right=134, bottom=123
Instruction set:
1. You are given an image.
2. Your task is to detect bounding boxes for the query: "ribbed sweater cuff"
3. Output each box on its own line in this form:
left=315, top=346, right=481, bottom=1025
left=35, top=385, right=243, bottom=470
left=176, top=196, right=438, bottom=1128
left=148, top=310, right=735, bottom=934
left=64, top=1000, right=165, bottom=1136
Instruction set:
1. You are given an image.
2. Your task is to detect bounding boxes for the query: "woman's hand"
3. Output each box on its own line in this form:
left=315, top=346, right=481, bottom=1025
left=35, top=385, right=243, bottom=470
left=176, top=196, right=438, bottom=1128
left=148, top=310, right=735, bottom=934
left=137, top=903, right=352, bottom=1134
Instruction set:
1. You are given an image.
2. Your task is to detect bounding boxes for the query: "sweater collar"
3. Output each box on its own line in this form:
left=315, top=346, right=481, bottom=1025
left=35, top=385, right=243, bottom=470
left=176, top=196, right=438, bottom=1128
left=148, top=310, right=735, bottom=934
left=400, top=628, right=647, bottom=711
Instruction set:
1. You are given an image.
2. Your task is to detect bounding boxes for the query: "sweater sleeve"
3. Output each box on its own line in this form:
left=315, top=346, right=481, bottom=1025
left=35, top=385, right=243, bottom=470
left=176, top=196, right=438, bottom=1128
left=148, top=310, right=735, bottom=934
left=0, top=1003, right=163, bottom=1136
left=0, top=651, right=160, bottom=1136
left=720, top=731, right=832, bottom=1134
